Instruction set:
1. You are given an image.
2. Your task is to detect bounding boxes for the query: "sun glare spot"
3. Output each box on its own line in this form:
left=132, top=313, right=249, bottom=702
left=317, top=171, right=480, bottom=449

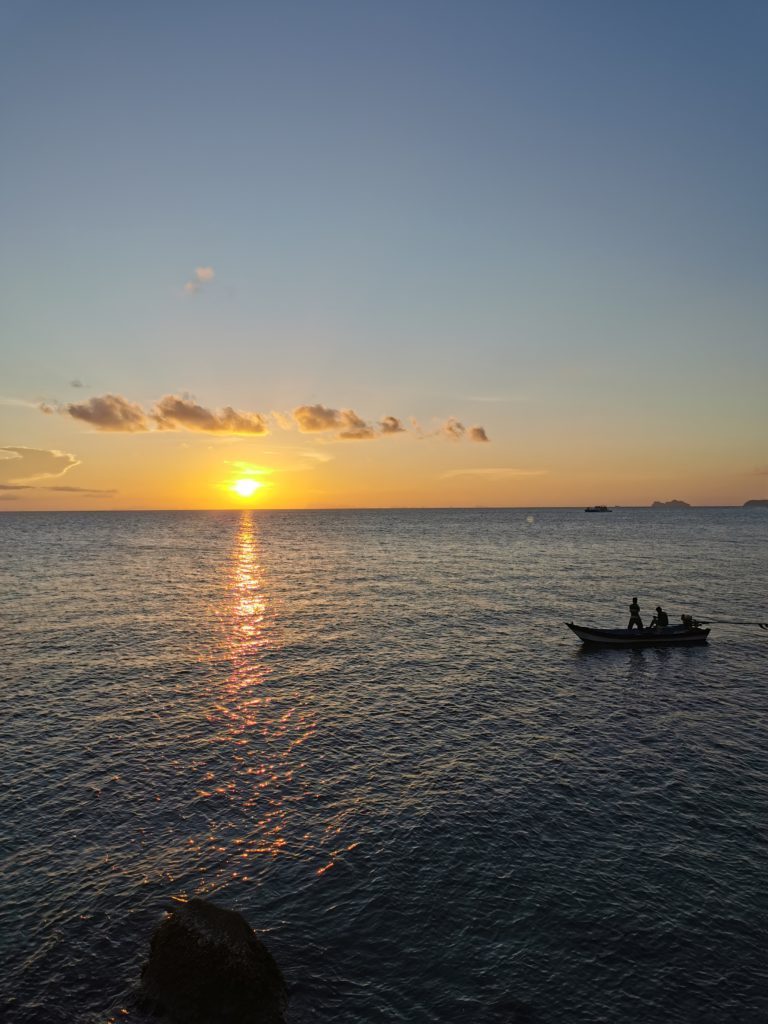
left=233, top=478, right=261, bottom=497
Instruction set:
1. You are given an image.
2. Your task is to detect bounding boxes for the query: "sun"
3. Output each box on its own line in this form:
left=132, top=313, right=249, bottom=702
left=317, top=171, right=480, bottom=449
left=232, top=478, right=261, bottom=498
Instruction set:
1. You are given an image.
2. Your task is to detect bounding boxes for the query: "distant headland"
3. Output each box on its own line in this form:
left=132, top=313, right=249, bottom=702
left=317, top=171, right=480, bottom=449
left=651, top=499, right=691, bottom=509
left=743, top=499, right=768, bottom=507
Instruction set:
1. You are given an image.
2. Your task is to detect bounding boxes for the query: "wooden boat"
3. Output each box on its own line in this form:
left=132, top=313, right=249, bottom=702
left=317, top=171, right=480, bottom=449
left=585, top=505, right=611, bottom=512
left=566, top=622, right=710, bottom=646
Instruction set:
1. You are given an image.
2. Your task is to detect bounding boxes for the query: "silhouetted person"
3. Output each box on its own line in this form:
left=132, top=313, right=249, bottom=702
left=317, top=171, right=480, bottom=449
left=628, top=597, right=643, bottom=630
left=650, top=605, right=669, bottom=629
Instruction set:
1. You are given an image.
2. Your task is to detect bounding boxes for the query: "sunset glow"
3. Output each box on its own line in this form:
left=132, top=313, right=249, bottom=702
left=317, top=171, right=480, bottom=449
left=232, top=479, right=261, bottom=498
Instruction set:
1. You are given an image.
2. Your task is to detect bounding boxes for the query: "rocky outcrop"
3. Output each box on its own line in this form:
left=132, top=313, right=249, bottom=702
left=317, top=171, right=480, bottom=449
left=140, top=898, right=287, bottom=1024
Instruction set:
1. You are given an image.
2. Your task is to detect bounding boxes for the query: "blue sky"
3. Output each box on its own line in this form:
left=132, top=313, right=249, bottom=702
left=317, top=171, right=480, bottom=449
left=1, top=0, right=766, bottom=507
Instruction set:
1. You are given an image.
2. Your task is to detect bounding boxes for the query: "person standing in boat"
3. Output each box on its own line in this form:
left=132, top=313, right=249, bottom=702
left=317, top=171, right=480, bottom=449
left=627, top=597, right=643, bottom=630
left=650, top=605, right=669, bottom=629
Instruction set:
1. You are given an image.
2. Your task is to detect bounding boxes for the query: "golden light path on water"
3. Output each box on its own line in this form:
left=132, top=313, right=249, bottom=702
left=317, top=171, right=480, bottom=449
left=186, top=511, right=357, bottom=900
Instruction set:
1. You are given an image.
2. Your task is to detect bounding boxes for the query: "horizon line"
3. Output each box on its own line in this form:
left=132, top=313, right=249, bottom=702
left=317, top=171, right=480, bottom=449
left=1, top=504, right=760, bottom=514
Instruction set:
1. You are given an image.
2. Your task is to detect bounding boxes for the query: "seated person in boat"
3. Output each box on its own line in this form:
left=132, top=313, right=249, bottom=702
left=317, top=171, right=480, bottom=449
left=650, top=605, right=669, bottom=629
left=627, top=597, right=643, bottom=630
left=680, top=614, right=700, bottom=629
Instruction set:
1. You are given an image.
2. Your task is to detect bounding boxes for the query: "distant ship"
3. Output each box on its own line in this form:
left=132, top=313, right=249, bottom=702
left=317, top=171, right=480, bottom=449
left=584, top=505, right=612, bottom=513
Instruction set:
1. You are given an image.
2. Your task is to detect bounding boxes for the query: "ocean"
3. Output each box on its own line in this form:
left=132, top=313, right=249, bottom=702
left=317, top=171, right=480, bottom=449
left=2, top=507, right=767, bottom=1023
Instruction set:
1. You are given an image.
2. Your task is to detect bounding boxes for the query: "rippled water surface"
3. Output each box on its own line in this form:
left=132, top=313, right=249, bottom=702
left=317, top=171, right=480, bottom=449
left=2, top=508, right=767, bottom=1023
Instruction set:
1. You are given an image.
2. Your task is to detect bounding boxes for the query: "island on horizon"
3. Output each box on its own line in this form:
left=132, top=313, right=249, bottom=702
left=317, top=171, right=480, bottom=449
left=651, top=499, right=691, bottom=508
left=743, top=499, right=768, bottom=507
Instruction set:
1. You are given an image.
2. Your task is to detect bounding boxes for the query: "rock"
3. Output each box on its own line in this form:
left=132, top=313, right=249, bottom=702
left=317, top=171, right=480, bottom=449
left=140, top=898, right=287, bottom=1024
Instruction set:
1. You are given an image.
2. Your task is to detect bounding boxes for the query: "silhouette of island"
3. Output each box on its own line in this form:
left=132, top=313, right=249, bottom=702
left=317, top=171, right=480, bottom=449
left=651, top=499, right=691, bottom=508
left=743, top=499, right=768, bottom=507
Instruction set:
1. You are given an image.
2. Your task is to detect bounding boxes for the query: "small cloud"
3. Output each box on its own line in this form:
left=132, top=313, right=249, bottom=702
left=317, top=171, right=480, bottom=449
left=752, top=465, right=768, bottom=476
left=468, top=426, right=490, bottom=443
left=292, top=404, right=377, bottom=440
left=152, top=394, right=268, bottom=435
left=59, top=394, right=149, bottom=432
left=0, top=446, right=81, bottom=483
left=338, top=410, right=375, bottom=440
left=440, top=418, right=466, bottom=441
left=46, top=485, right=117, bottom=495
left=184, top=266, right=215, bottom=294
left=293, top=404, right=343, bottom=433
left=0, top=481, right=115, bottom=497
left=70, top=379, right=85, bottom=388
left=379, top=416, right=406, bottom=435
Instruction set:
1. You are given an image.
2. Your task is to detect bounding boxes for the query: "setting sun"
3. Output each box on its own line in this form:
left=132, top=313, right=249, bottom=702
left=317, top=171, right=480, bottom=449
left=232, top=478, right=261, bottom=498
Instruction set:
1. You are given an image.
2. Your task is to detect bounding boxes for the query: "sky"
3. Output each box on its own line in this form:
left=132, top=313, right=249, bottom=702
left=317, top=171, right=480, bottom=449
left=1, top=0, right=766, bottom=509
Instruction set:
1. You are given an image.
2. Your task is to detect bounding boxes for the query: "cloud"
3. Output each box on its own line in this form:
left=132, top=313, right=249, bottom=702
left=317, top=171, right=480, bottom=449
left=184, top=266, right=215, bottom=294
left=338, top=410, right=375, bottom=440
left=440, top=418, right=466, bottom=441
left=38, top=391, right=489, bottom=445
left=58, top=394, right=150, bottom=432
left=292, top=405, right=413, bottom=441
left=0, top=482, right=114, bottom=497
left=379, top=416, right=405, bottom=435
left=292, top=404, right=343, bottom=432
left=48, top=393, right=268, bottom=436
left=70, top=379, right=85, bottom=388
left=424, top=418, right=491, bottom=442
left=292, top=404, right=379, bottom=440
left=46, top=485, right=117, bottom=494
left=152, top=395, right=269, bottom=435
left=0, top=446, right=80, bottom=483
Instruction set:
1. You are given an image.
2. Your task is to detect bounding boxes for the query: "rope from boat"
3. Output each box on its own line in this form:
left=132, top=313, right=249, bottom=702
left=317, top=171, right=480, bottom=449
left=697, top=619, right=768, bottom=629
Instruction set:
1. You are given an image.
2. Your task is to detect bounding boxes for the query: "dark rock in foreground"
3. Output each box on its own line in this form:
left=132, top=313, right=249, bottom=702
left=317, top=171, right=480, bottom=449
left=140, top=898, right=287, bottom=1024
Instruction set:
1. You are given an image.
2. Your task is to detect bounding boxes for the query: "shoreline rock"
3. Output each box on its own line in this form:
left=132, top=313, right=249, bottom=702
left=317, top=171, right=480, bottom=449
left=140, top=898, right=287, bottom=1024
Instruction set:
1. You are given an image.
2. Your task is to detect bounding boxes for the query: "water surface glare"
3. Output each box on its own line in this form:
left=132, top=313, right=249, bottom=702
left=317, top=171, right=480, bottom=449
left=2, top=508, right=767, bottom=1022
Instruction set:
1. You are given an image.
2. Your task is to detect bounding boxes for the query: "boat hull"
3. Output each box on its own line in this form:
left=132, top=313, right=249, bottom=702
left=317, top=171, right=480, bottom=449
left=566, top=622, right=710, bottom=647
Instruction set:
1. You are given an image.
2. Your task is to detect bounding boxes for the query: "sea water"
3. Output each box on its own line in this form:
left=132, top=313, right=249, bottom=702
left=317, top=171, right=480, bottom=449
left=1, top=508, right=767, bottom=1023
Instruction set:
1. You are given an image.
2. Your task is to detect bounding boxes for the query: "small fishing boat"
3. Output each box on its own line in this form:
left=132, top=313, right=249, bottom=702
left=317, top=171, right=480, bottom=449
left=566, top=622, right=710, bottom=646
left=585, top=505, right=612, bottom=512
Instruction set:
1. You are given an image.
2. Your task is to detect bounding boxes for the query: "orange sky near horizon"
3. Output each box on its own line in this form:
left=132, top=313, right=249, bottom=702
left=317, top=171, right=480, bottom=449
left=1, top=403, right=765, bottom=511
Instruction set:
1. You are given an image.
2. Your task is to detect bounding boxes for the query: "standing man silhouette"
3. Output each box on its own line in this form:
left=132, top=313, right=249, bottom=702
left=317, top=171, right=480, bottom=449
left=628, top=597, right=644, bottom=630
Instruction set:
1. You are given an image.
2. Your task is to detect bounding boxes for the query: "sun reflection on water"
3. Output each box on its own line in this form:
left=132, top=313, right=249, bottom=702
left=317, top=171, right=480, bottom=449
left=177, top=510, right=363, bottom=900
left=193, top=511, right=318, bottom=891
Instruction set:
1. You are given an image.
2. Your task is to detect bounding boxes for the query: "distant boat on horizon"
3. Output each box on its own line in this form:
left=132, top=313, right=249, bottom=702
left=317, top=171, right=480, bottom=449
left=584, top=505, right=612, bottom=513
